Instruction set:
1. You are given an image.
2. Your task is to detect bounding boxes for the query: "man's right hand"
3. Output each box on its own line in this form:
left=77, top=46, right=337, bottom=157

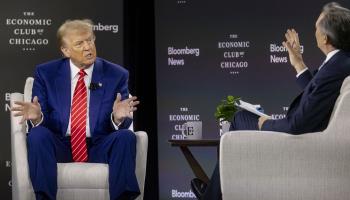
left=282, top=29, right=307, bottom=73
left=11, top=96, right=42, bottom=124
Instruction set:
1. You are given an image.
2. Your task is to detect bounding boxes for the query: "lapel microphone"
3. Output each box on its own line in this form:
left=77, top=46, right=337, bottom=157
left=89, top=82, right=102, bottom=90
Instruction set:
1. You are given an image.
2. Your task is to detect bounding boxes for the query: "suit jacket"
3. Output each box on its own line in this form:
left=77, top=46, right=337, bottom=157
left=262, top=50, right=350, bottom=134
left=32, top=57, right=132, bottom=143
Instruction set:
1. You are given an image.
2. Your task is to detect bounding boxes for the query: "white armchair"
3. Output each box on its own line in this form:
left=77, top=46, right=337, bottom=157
left=10, top=77, right=148, bottom=200
left=220, top=76, right=350, bottom=200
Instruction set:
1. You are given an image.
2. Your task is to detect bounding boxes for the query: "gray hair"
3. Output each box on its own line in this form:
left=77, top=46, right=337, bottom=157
left=57, top=19, right=95, bottom=47
left=318, top=2, right=350, bottom=51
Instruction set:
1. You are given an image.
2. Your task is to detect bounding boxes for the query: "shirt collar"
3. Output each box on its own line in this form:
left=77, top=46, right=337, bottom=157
left=69, top=60, right=94, bottom=79
left=325, top=49, right=340, bottom=63
left=319, top=49, right=340, bottom=70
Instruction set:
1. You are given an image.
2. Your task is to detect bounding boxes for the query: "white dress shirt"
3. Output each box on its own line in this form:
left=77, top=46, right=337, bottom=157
left=66, top=60, right=93, bottom=137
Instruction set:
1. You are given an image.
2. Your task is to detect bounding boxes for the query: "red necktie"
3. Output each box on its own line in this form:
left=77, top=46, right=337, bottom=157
left=70, top=69, right=88, bottom=162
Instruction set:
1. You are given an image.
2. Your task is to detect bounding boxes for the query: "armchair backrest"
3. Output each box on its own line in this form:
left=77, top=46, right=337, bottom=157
left=219, top=76, right=350, bottom=200
left=324, top=76, right=350, bottom=135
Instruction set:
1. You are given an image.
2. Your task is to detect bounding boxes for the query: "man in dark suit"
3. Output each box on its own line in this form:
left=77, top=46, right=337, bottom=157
left=11, top=19, right=140, bottom=200
left=192, top=2, right=350, bottom=199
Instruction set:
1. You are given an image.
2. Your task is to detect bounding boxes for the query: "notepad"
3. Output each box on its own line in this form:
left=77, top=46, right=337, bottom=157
left=235, top=100, right=271, bottom=118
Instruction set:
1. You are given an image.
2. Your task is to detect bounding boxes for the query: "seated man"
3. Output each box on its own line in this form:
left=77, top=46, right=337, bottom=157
left=11, top=19, right=140, bottom=200
left=191, top=2, right=350, bottom=200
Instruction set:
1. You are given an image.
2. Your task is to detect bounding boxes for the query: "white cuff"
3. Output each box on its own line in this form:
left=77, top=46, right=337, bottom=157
left=111, top=114, right=123, bottom=130
left=30, top=112, right=44, bottom=127
left=296, top=68, right=308, bottom=78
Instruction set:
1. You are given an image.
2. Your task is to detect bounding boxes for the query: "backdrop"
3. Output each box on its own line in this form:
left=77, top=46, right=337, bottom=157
left=0, top=0, right=124, bottom=198
left=155, top=0, right=350, bottom=199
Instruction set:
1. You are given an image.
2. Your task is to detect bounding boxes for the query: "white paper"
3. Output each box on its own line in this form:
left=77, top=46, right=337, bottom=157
left=235, top=100, right=271, bottom=118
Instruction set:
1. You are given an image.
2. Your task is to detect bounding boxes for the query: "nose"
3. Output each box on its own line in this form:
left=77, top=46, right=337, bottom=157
left=82, top=41, right=92, bottom=50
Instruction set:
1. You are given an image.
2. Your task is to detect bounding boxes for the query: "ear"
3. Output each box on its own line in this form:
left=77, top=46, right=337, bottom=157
left=60, top=46, right=70, bottom=58
left=323, top=34, right=329, bottom=45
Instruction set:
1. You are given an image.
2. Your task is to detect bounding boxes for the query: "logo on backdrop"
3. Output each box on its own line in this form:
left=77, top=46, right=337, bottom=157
left=93, top=22, right=119, bottom=34
left=217, top=33, right=250, bottom=75
left=171, top=189, right=196, bottom=198
left=5, top=161, right=11, bottom=188
left=270, top=106, right=289, bottom=120
left=5, top=11, right=52, bottom=51
left=5, top=93, right=11, bottom=112
left=5, top=161, right=11, bottom=168
left=175, top=0, right=188, bottom=4
left=169, top=106, right=201, bottom=139
left=167, top=46, right=200, bottom=67
left=269, top=43, right=304, bottom=64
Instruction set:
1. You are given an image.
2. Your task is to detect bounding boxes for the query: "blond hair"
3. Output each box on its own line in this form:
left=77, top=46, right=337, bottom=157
left=57, top=19, right=95, bottom=47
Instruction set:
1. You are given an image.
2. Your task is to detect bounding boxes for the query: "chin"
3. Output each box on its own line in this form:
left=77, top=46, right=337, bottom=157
left=85, top=58, right=96, bottom=66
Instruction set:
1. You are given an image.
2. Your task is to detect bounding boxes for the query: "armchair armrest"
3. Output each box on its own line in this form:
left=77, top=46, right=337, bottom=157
left=219, top=130, right=350, bottom=200
left=134, top=131, right=148, bottom=200
left=10, top=93, right=34, bottom=200
left=10, top=93, right=25, bottom=133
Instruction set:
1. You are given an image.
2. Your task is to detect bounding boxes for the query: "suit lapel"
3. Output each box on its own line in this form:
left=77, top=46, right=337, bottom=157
left=55, top=59, right=71, bottom=136
left=89, top=58, right=104, bottom=136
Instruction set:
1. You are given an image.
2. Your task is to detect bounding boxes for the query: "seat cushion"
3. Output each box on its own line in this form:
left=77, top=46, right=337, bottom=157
left=57, top=163, right=108, bottom=189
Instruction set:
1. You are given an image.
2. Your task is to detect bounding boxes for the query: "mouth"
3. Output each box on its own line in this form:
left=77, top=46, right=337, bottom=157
left=85, top=52, right=94, bottom=59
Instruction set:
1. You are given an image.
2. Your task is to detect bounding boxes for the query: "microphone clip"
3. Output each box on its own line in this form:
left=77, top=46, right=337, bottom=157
left=89, top=82, right=102, bottom=90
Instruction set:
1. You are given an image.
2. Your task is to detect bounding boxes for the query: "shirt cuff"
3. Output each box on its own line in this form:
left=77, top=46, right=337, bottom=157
left=30, top=112, right=44, bottom=127
left=296, top=68, right=308, bottom=78
left=111, top=113, right=123, bottom=130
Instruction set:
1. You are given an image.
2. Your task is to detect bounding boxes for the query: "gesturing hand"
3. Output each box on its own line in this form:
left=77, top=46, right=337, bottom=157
left=112, top=93, right=140, bottom=125
left=11, top=96, right=42, bottom=124
left=282, top=29, right=307, bottom=73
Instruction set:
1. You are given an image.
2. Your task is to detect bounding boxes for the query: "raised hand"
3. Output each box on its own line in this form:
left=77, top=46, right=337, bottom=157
left=112, top=93, right=140, bottom=125
left=282, top=29, right=307, bottom=73
left=11, top=96, right=42, bottom=124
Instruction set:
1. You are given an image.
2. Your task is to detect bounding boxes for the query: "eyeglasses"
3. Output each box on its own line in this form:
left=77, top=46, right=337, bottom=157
left=72, top=37, right=96, bottom=50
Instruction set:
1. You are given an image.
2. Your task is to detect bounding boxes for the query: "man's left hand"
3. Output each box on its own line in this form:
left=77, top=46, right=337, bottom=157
left=112, top=93, right=140, bottom=125
left=282, top=29, right=307, bottom=73
left=258, top=116, right=269, bottom=130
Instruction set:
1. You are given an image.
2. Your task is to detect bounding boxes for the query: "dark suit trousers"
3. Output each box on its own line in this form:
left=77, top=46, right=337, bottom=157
left=27, top=126, right=140, bottom=200
left=203, top=110, right=259, bottom=200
